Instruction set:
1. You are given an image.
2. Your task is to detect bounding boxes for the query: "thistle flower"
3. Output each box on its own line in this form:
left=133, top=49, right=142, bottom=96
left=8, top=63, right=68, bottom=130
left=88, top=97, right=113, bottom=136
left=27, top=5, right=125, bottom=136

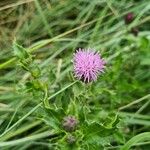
left=124, top=12, right=134, bottom=24
left=62, top=116, right=79, bottom=132
left=73, top=48, right=105, bottom=83
left=66, top=134, right=76, bottom=144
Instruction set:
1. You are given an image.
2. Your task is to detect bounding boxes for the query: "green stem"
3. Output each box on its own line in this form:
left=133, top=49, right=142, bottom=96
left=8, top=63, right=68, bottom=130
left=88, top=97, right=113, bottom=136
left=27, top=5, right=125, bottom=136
left=121, top=132, right=150, bottom=150
left=0, top=81, right=77, bottom=138
left=43, top=86, right=50, bottom=108
left=0, top=57, right=16, bottom=69
left=0, top=104, right=41, bottom=138
left=47, top=81, right=78, bottom=100
left=119, top=94, right=150, bottom=111
left=0, top=131, right=55, bottom=147
left=0, top=121, right=42, bottom=142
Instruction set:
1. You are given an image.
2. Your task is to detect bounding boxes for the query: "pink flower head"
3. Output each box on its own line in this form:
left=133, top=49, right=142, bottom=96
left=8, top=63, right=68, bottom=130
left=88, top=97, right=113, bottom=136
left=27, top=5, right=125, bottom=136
left=124, top=12, right=134, bottom=24
left=73, top=48, right=105, bottom=83
left=62, top=116, right=78, bottom=132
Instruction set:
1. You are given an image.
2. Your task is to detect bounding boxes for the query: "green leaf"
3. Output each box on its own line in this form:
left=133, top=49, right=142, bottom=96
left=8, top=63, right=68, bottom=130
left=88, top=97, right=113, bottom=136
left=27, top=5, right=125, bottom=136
left=83, top=121, right=115, bottom=147
left=43, top=107, right=66, bottom=130
left=29, top=64, right=41, bottom=78
left=121, top=132, right=150, bottom=150
left=67, top=99, right=77, bottom=115
left=140, top=37, right=150, bottom=50
left=140, top=53, right=150, bottom=66
left=32, top=80, right=43, bottom=90
left=78, top=105, right=87, bottom=124
left=13, top=42, right=30, bottom=60
left=86, top=135, right=110, bottom=147
left=72, top=82, right=84, bottom=97
left=114, top=131, right=125, bottom=144
left=103, top=113, right=120, bottom=129
left=86, top=143, right=104, bottom=150
left=43, top=116, right=60, bottom=130
left=82, top=112, right=120, bottom=146
left=84, top=122, right=115, bottom=137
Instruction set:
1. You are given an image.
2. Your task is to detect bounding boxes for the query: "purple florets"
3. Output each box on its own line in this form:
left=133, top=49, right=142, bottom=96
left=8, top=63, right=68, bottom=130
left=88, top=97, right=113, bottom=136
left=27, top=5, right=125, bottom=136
left=73, top=48, right=105, bottom=83
left=62, top=116, right=78, bottom=132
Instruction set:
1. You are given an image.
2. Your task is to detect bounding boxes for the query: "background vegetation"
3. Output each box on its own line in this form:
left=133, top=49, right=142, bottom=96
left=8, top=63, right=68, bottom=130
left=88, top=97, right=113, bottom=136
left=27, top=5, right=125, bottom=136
left=0, top=0, right=150, bottom=149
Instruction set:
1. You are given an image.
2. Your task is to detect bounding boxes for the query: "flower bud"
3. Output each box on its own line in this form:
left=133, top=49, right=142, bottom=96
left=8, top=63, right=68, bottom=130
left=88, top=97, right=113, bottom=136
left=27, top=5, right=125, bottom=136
left=66, top=134, right=76, bottom=144
left=62, top=116, right=79, bottom=132
left=124, top=13, right=134, bottom=24
left=131, top=27, right=139, bottom=36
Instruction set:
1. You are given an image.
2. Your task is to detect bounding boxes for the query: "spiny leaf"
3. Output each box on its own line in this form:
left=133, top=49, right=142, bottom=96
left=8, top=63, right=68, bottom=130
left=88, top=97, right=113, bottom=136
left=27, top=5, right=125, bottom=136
left=13, top=42, right=30, bottom=60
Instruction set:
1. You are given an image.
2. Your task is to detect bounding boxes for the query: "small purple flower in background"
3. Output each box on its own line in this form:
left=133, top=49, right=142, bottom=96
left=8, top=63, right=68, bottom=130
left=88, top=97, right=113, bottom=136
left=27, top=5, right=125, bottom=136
left=62, top=116, right=78, bottom=132
left=73, top=48, right=105, bottom=83
left=124, top=12, right=134, bottom=24
left=124, top=13, right=139, bottom=36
